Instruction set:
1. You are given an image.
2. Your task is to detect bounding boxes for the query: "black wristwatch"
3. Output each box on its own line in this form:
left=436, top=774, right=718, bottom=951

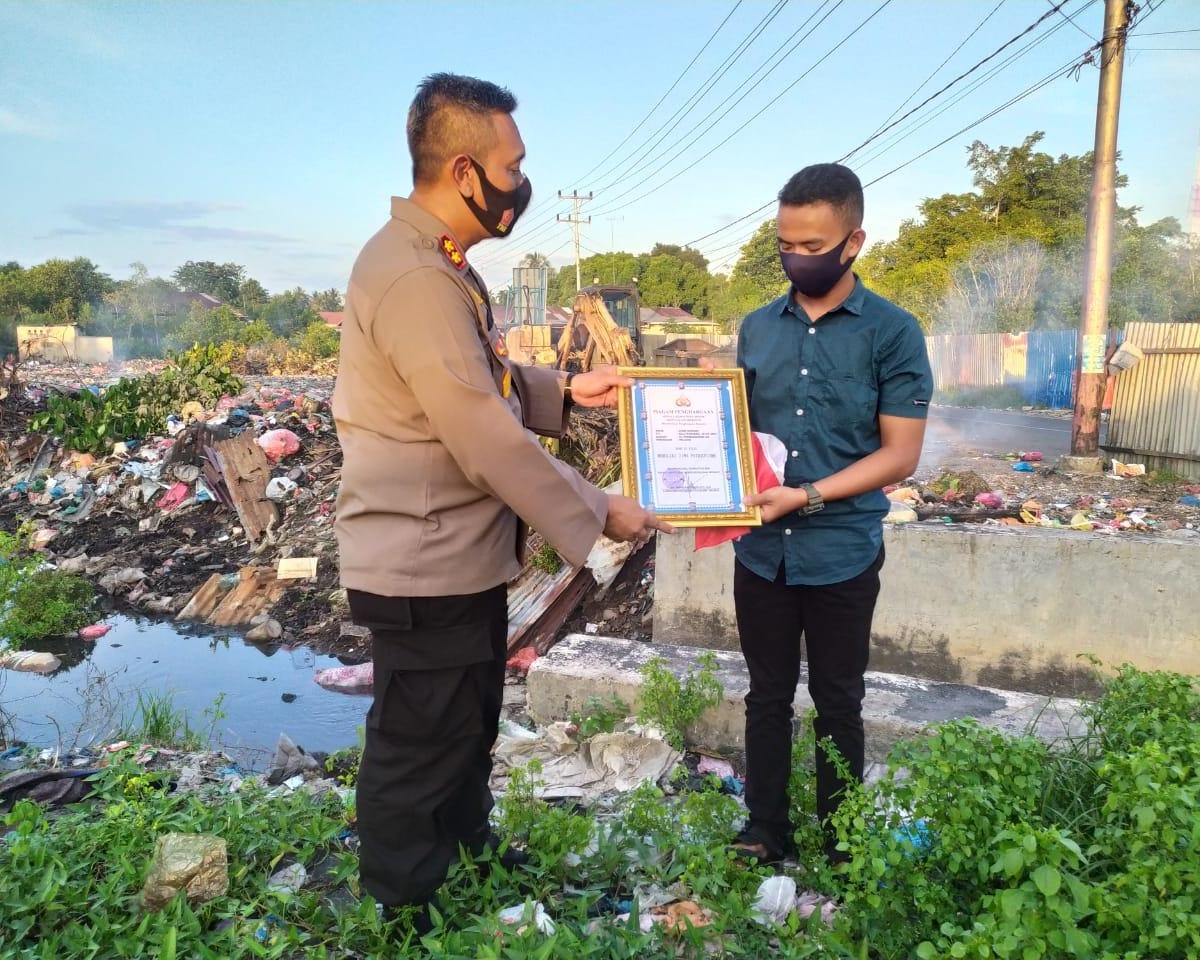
left=800, top=483, right=824, bottom=515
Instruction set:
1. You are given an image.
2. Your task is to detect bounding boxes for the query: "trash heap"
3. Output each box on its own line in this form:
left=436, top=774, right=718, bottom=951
left=0, top=378, right=349, bottom=651
left=884, top=458, right=1200, bottom=534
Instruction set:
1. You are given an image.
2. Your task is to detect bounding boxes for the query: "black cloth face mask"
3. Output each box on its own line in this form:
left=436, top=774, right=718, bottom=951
left=464, top=158, right=532, bottom=238
left=780, top=232, right=856, bottom=298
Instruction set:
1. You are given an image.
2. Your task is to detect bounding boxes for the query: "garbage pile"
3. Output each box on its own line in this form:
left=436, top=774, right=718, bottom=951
left=885, top=460, right=1200, bottom=534
left=0, top=378, right=349, bottom=651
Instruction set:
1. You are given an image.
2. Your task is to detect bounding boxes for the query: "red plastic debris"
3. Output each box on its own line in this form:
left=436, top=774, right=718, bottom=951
left=257, top=429, right=302, bottom=463
left=79, top=624, right=112, bottom=642
left=156, top=481, right=191, bottom=511
left=506, top=647, right=539, bottom=673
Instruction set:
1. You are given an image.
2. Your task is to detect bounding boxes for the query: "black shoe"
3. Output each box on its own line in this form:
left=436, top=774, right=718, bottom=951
left=476, top=831, right=530, bottom=872
left=728, top=828, right=796, bottom=867
left=382, top=899, right=436, bottom=937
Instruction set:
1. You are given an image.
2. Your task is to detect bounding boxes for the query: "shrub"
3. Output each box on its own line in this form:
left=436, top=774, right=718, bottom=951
left=637, top=652, right=723, bottom=750
left=292, top=320, right=340, bottom=359
left=0, top=568, right=94, bottom=646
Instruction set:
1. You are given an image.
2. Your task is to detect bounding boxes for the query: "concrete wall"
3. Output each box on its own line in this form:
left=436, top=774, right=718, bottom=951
left=654, top=523, right=1200, bottom=696
left=17, top=324, right=113, bottom=363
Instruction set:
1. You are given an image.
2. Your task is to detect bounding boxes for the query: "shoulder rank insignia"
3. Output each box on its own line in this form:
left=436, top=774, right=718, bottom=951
left=439, top=234, right=466, bottom=271
left=501, top=368, right=513, bottom=398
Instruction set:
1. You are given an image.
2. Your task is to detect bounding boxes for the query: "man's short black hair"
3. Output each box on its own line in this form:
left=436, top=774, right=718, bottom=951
left=407, top=73, right=517, bottom=185
left=777, top=163, right=864, bottom=228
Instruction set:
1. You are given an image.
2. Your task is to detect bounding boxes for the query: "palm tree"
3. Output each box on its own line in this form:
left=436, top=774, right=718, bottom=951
left=519, top=252, right=551, bottom=270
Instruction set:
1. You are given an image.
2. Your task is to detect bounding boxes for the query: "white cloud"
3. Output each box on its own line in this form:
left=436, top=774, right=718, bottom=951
left=0, top=106, right=60, bottom=139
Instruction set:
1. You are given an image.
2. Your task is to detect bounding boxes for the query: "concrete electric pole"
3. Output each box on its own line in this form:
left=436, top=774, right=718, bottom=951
left=557, top=190, right=592, bottom=293
left=1064, top=0, right=1131, bottom=471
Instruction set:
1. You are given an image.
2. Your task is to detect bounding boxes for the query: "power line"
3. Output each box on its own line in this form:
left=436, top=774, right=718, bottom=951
left=867, top=0, right=1009, bottom=140
left=1132, top=27, right=1200, bottom=36
left=852, top=0, right=1098, bottom=171
left=1047, top=0, right=1096, bottom=42
left=572, top=0, right=746, bottom=185
left=590, top=0, right=892, bottom=218
left=472, top=0, right=794, bottom=264
left=839, top=0, right=1087, bottom=163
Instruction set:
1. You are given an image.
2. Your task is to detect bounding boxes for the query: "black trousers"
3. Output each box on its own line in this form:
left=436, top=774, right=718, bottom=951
left=733, top=547, right=884, bottom=852
left=348, top=585, right=508, bottom=908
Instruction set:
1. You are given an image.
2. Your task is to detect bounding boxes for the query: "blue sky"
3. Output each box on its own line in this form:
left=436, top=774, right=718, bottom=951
left=2, top=0, right=1197, bottom=295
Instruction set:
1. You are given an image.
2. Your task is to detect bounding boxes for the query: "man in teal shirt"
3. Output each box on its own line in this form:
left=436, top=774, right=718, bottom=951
left=729, top=163, right=932, bottom=865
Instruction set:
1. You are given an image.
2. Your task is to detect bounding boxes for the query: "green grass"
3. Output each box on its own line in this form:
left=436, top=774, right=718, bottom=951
left=2, top=663, right=1197, bottom=958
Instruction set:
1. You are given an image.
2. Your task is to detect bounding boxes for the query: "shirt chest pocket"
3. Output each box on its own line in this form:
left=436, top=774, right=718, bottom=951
left=813, top=332, right=876, bottom=420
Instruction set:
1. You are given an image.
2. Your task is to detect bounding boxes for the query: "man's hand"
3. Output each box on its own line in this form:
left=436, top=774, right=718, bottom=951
left=569, top=366, right=633, bottom=408
left=745, top=485, right=807, bottom=524
left=604, top=494, right=674, bottom=542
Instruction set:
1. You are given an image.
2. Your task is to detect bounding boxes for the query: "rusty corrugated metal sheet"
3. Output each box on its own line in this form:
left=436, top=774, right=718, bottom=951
left=1105, top=322, right=1200, bottom=480
left=926, top=334, right=1005, bottom=392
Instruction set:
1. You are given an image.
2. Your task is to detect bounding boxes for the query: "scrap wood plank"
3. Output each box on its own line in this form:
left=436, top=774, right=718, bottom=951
left=210, top=434, right=277, bottom=543
left=209, top=566, right=287, bottom=626
left=176, top=572, right=229, bottom=621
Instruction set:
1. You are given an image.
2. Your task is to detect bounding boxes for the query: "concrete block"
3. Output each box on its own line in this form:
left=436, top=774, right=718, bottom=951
left=653, top=524, right=1200, bottom=696
left=526, top=635, right=1085, bottom=763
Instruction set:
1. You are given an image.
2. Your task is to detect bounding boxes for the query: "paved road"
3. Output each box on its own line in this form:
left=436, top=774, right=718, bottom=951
left=919, top=406, right=1084, bottom=475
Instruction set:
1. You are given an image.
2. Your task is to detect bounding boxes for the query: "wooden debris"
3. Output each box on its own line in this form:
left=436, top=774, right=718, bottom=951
left=277, top=557, right=318, bottom=580
left=209, top=434, right=277, bottom=543
left=177, top=566, right=287, bottom=626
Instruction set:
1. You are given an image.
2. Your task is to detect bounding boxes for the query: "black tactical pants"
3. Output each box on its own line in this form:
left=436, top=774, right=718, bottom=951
left=348, top=584, right=508, bottom=908
left=733, top=547, right=884, bottom=856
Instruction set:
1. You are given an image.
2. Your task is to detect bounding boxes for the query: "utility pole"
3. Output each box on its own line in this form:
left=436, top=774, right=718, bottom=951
left=1065, top=0, right=1130, bottom=471
left=607, top=216, right=625, bottom=284
left=557, top=190, right=592, bottom=292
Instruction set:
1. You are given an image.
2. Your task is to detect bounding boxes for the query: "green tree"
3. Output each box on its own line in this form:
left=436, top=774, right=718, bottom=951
left=238, top=277, right=269, bottom=316
left=167, top=303, right=245, bottom=351
left=649, top=243, right=709, bottom=274
left=519, top=252, right=551, bottom=269
left=730, top=220, right=787, bottom=306
left=18, top=257, right=113, bottom=322
left=310, top=288, right=344, bottom=312
left=639, top=254, right=710, bottom=316
left=172, top=261, right=245, bottom=305
left=293, top=319, right=340, bottom=358
left=261, top=287, right=318, bottom=337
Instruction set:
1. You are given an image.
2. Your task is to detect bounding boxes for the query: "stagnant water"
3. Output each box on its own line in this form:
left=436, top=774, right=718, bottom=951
left=0, top=615, right=369, bottom=768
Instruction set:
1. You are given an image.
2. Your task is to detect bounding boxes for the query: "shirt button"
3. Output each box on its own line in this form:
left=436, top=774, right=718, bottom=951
left=796, top=409, right=804, bottom=416
left=790, top=450, right=798, bottom=457
left=801, top=368, right=808, bottom=376
left=784, top=528, right=792, bottom=535
left=808, top=327, right=816, bottom=335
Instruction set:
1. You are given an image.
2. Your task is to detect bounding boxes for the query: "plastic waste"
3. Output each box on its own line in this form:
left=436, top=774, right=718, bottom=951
left=973, top=492, right=1004, bottom=509
left=498, top=901, right=556, bottom=935
left=506, top=647, right=538, bottom=672
left=1012, top=461, right=1036, bottom=472
left=313, top=661, right=374, bottom=693
left=266, top=863, right=307, bottom=896
left=696, top=756, right=735, bottom=779
left=257, top=429, right=301, bottom=463
left=752, top=875, right=797, bottom=925
left=1019, top=451, right=1043, bottom=462
left=79, top=624, right=112, bottom=641
left=1180, top=495, right=1200, bottom=507
left=265, top=477, right=297, bottom=501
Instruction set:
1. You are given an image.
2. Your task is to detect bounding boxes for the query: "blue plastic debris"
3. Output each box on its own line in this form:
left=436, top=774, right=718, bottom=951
left=891, top=818, right=934, bottom=855
left=1012, top=461, right=1036, bottom=472
left=721, top=775, right=745, bottom=796
left=1179, top=495, right=1200, bottom=507
left=0, top=746, right=23, bottom=761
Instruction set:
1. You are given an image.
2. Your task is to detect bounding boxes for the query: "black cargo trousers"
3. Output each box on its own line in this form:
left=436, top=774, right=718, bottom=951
left=347, top=584, right=508, bottom=908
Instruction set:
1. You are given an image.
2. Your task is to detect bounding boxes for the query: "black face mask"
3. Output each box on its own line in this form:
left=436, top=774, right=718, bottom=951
left=464, top=158, right=532, bottom=239
left=780, top=232, right=857, bottom=298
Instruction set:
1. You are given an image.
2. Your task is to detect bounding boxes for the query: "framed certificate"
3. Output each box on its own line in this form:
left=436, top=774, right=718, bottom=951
left=616, top=367, right=761, bottom=528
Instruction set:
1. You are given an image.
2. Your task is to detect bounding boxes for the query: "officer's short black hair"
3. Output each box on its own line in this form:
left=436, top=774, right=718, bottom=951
left=777, top=163, right=864, bottom=229
left=407, top=73, right=518, bottom=185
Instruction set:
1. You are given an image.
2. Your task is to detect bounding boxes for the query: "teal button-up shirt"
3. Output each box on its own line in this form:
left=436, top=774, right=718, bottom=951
left=733, top=276, right=933, bottom=586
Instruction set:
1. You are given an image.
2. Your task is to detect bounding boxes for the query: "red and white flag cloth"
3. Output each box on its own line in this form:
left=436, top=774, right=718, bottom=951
left=694, top=432, right=787, bottom=551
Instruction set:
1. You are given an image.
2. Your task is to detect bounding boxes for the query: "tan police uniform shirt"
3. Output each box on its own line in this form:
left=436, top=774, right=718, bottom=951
left=333, top=197, right=608, bottom=598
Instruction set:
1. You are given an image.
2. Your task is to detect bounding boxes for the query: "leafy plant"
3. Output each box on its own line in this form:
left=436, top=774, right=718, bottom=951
left=637, top=652, right=723, bottom=750
left=28, top=345, right=243, bottom=454
left=569, top=695, right=629, bottom=738
left=0, top=568, right=94, bottom=646
left=531, top=542, right=563, bottom=575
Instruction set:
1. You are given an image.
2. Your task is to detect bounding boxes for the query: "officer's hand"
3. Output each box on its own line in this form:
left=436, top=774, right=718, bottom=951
left=570, top=367, right=633, bottom=408
left=604, top=494, right=674, bottom=542
left=745, top=486, right=806, bottom=523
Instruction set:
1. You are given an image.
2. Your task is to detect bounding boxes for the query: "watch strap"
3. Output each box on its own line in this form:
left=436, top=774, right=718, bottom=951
left=800, top=483, right=824, bottom=515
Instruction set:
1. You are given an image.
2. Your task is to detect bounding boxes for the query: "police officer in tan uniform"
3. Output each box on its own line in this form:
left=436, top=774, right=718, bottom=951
left=332, top=73, right=666, bottom=932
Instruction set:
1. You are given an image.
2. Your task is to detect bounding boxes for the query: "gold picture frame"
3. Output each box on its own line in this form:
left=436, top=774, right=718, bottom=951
left=616, top=366, right=761, bottom=528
